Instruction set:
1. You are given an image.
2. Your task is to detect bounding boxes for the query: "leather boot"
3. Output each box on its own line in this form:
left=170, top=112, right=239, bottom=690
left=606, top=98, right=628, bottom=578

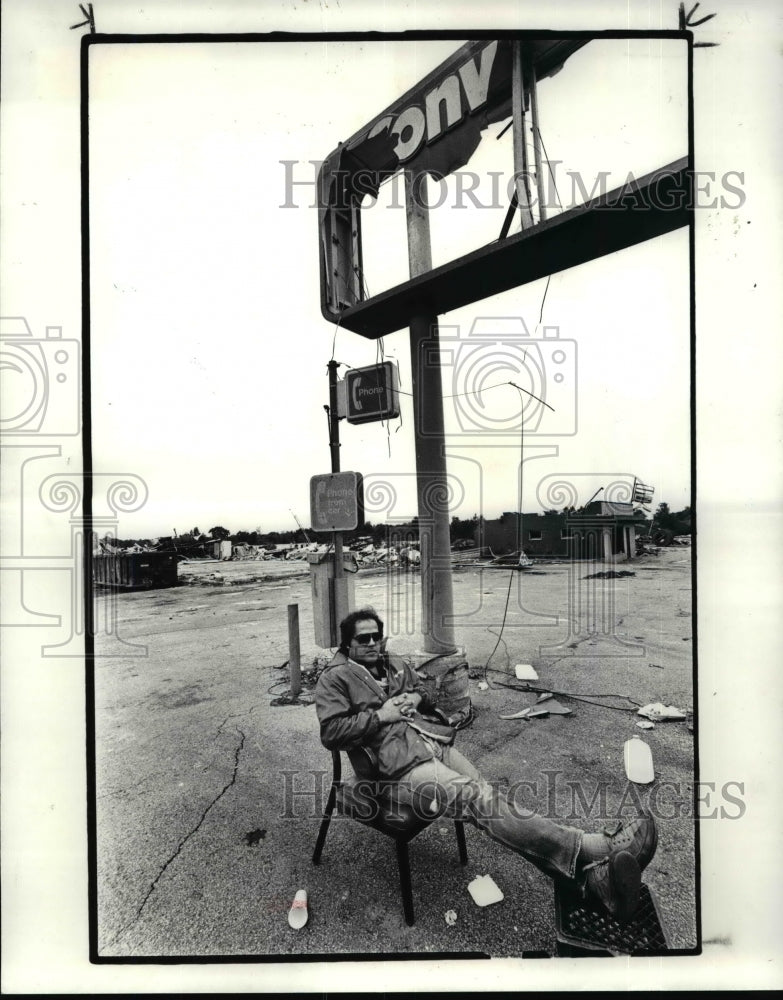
left=582, top=850, right=642, bottom=924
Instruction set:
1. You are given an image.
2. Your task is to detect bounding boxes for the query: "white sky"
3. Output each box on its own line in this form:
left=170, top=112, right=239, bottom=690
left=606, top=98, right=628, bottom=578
left=87, top=35, right=690, bottom=538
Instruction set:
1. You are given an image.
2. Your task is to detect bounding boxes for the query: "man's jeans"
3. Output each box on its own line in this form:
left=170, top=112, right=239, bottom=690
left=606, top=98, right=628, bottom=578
left=396, top=743, right=583, bottom=881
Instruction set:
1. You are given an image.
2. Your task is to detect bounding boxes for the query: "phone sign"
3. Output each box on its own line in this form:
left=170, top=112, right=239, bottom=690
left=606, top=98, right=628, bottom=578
left=345, top=361, right=400, bottom=425
left=310, top=472, right=364, bottom=532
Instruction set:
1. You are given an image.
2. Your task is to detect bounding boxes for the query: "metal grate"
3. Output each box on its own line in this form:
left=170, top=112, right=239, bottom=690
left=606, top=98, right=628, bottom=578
left=555, top=882, right=670, bottom=956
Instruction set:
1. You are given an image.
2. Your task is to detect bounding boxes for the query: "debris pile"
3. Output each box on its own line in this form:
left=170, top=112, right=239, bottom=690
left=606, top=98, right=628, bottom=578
left=583, top=570, right=636, bottom=580
left=637, top=702, right=687, bottom=722
left=270, top=652, right=331, bottom=706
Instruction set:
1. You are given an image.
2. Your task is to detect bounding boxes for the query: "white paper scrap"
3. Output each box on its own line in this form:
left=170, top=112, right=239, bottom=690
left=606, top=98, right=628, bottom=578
left=467, top=874, right=505, bottom=907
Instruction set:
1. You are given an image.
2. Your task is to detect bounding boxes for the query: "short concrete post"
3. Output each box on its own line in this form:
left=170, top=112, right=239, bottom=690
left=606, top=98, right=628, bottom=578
left=288, top=603, right=301, bottom=699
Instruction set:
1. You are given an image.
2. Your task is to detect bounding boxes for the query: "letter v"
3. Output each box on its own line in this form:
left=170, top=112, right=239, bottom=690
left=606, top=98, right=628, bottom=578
left=458, top=41, right=498, bottom=112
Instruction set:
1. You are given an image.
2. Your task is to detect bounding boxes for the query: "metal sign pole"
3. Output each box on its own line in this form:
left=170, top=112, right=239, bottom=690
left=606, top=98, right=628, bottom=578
left=405, top=170, right=457, bottom=655
left=512, top=41, right=535, bottom=230
left=327, top=360, right=346, bottom=643
left=527, top=50, right=548, bottom=223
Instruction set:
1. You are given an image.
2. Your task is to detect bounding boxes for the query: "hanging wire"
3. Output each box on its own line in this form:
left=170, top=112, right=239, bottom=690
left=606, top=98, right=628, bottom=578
left=476, top=232, right=559, bottom=683
left=392, top=380, right=553, bottom=411
left=532, top=123, right=564, bottom=212
left=535, top=274, right=552, bottom=335
left=330, top=314, right=342, bottom=363
left=482, top=567, right=517, bottom=683
left=484, top=671, right=645, bottom=712
left=483, top=382, right=527, bottom=685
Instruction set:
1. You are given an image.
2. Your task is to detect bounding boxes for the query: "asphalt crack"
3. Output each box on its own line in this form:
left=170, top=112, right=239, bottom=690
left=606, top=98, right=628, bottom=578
left=214, top=704, right=262, bottom=739
left=105, top=725, right=246, bottom=951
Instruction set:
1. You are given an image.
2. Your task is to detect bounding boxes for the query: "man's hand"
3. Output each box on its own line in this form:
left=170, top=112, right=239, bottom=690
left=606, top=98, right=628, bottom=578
left=391, top=692, right=422, bottom=717
left=376, top=699, right=406, bottom=724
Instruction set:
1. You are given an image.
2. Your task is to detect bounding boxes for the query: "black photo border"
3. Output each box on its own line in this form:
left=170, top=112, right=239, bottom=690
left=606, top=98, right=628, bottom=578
left=81, top=28, right=698, bottom=966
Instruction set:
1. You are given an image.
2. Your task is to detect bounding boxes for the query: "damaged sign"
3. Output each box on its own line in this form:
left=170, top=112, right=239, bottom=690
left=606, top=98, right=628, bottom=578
left=317, top=38, right=588, bottom=321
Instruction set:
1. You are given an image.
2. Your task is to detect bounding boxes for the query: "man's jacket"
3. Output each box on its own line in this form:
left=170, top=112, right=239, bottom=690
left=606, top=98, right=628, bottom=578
left=315, top=649, right=437, bottom=780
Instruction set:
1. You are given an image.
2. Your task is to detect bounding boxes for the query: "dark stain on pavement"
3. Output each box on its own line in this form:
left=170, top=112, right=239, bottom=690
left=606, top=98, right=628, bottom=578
left=244, top=829, right=267, bottom=846
left=154, top=684, right=214, bottom=709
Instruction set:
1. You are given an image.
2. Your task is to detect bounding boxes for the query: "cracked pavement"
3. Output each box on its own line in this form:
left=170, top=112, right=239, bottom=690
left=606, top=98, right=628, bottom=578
left=107, top=726, right=247, bottom=950
left=95, top=551, right=696, bottom=957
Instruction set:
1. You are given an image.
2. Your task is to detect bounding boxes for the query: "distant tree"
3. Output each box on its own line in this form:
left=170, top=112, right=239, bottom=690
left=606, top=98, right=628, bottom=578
left=450, top=516, right=476, bottom=542
left=209, top=526, right=230, bottom=540
left=674, top=506, right=692, bottom=533
left=651, top=502, right=691, bottom=537
left=653, top=503, right=675, bottom=530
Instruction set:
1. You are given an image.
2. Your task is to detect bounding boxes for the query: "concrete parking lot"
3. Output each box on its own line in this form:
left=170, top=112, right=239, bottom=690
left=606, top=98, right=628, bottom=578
left=95, top=550, right=696, bottom=959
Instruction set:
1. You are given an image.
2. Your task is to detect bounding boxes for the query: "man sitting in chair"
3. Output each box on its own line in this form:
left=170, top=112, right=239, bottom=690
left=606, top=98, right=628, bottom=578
left=315, top=608, right=658, bottom=924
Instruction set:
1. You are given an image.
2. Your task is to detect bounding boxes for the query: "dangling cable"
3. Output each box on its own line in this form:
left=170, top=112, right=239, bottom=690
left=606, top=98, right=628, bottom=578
left=330, top=315, right=342, bottom=363
left=483, top=383, right=527, bottom=685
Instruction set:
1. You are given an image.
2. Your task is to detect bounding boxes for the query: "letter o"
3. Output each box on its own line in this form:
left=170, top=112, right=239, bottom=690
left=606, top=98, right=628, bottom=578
left=393, top=106, right=426, bottom=162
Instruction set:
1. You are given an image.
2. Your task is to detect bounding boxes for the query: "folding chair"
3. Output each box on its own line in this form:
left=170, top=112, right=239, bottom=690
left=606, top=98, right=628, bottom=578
left=312, top=747, right=468, bottom=925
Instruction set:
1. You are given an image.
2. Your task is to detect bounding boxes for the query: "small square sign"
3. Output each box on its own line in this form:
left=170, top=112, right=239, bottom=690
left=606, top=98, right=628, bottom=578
left=310, top=472, right=364, bottom=532
left=345, top=361, right=400, bottom=424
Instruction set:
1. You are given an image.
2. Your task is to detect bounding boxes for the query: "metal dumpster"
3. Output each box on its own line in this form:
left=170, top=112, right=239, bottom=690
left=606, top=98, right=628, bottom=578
left=92, top=552, right=178, bottom=590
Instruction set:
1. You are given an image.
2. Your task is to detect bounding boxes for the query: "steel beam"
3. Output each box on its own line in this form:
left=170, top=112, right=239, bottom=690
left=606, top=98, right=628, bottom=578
left=328, top=158, right=690, bottom=339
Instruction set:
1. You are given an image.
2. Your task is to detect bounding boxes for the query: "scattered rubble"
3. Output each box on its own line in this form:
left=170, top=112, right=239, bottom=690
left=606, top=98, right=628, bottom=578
left=270, top=691, right=315, bottom=707
left=637, top=702, right=687, bottom=722
left=499, top=708, right=535, bottom=721
left=583, top=570, right=636, bottom=580
left=538, top=698, right=571, bottom=715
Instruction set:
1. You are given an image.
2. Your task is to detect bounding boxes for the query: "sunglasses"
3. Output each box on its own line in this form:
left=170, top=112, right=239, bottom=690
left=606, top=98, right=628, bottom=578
left=353, top=631, right=382, bottom=645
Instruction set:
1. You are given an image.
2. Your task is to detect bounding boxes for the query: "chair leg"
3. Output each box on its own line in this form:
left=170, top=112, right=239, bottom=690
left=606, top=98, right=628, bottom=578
left=395, top=837, right=415, bottom=926
left=454, top=820, right=468, bottom=865
left=312, top=783, right=337, bottom=865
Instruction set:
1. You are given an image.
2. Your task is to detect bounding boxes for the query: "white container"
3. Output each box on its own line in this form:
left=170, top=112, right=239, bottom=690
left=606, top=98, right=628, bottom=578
left=624, top=736, right=654, bottom=784
left=467, top=874, right=504, bottom=907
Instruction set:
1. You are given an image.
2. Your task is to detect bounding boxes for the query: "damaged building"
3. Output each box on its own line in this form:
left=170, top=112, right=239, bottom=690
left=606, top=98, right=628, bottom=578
left=477, top=502, right=648, bottom=562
